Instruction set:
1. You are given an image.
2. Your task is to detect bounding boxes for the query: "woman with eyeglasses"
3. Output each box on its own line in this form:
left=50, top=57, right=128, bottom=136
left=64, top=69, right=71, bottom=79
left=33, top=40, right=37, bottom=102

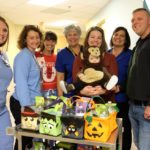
left=0, top=16, right=14, bottom=150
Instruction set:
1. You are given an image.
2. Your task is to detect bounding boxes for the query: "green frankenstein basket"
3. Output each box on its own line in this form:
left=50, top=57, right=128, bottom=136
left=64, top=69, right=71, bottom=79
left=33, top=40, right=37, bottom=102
left=39, top=108, right=62, bottom=136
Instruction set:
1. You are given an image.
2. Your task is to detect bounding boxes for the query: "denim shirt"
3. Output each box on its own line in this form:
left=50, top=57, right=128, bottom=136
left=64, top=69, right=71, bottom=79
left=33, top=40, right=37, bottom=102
left=13, top=48, right=41, bottom=106
left=0, top=52, right=12, bottom=113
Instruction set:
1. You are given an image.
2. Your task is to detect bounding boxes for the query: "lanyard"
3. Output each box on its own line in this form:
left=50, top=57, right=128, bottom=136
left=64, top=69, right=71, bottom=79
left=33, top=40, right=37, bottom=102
left=0, top=52, right=10, bottom=67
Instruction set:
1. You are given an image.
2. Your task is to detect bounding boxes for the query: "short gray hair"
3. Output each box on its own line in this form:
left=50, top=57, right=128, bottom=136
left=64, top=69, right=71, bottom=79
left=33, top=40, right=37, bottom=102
left=64, top=24, right=82, bottom=37
left=133, top=8, right=150, bottom=16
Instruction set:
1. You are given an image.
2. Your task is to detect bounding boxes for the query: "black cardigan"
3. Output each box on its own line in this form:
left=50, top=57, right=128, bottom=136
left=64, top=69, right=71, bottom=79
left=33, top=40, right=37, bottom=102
left=127, top=33, right=150, bottom=105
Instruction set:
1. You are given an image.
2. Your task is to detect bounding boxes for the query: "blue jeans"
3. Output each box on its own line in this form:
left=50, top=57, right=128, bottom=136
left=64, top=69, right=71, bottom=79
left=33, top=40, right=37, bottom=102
left=42, top=89, right=57, bottom=98
left=129, top=101, right=150, bottom=150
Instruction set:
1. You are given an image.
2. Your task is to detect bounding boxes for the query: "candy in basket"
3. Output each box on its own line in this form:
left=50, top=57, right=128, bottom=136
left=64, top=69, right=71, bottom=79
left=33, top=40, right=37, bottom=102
left=84, top=101, right=119, bottom=142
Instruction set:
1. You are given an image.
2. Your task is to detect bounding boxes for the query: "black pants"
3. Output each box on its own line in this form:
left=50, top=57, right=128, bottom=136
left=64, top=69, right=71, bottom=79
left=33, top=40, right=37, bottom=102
left=10, top=96, right=33, bottom=150
left=117, top=101, right=132, bottom=150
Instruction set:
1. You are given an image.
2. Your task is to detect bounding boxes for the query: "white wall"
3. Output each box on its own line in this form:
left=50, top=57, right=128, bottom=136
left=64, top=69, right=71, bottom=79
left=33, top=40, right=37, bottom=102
left=3, top=18, right=21, bottom=67
left=87, top=0, right=143, bottom=49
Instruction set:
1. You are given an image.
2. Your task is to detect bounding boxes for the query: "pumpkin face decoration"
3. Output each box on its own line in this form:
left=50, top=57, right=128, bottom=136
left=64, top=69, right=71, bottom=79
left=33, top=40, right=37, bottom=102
left=84, top=115, right=111, bottom=142
left=85, top=122, right=104, bottom=138
left=39, top=111, right=62, bottom=136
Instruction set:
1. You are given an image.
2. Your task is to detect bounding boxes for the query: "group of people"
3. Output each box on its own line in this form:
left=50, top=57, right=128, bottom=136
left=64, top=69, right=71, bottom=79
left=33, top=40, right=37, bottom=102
left=0, top=7, right=150, bottom=150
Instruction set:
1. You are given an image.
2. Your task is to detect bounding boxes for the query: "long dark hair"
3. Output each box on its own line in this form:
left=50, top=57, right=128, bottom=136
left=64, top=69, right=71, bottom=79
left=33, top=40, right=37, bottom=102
left=84, top=26, right=107, bottom=54
left=41, top=31, right=57, bottom=52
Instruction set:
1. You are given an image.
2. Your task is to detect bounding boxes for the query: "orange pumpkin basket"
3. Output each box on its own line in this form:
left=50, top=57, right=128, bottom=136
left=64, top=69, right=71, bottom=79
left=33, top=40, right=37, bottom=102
left=84, top=111, right=118, bottom=142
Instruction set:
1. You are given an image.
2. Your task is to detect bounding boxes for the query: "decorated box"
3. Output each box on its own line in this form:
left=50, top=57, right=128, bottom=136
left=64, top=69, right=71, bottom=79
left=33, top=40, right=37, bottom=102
left=61, top=109, right=84, bottom=139
left=39, top=108, right=62, bottom=136
left=21, top=107, right=39, bottom=131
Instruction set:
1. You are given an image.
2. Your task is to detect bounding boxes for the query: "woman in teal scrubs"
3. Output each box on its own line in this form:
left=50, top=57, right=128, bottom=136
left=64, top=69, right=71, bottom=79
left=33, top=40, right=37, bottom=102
left=0, top=16, right=14, bottom=150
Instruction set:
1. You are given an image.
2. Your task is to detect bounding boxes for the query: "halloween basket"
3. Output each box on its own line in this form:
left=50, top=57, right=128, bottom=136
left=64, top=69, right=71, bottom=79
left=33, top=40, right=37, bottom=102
left=61, top=96, right=95, bottom=139
left=84, top=99, right=118, bottom=142
left=35, top=95, right=58, bottom=113
left=21, top=107, right=39, bottom=131
left=67, top=96, right=95, bottom=116
left=39, top=97, right=67, bottom=136
left=39, top=108, right=62, bottom=136
left=61, top=109, right=84, bottom=139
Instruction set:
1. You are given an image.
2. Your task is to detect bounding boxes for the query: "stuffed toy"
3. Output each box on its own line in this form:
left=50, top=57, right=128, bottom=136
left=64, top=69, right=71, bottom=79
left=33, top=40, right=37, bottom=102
left=60, top=46, right=118, bottom=94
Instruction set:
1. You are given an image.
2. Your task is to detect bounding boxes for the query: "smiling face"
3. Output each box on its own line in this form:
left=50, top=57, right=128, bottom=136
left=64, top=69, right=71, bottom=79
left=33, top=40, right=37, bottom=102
left=39, top=117, right=62, bottom=136
left=131, top=10, right=150, bottom=38
left=88, top=30, right=102, bottom=48
left=66, top=29, right=80, bottom=47
left=44, top=39, right=56, bottom=52
left=26, top=30, right=41, bottom=51
left=0, top=20, right=8, bottom=47
left=112, top=30, right=126, bottom=48
left=21, top=116, right=39, bottom=130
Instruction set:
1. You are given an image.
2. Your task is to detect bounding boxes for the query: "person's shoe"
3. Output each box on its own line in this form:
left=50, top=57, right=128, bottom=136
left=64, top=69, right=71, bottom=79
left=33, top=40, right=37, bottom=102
left=59, top=80, right=75, bottom=94
left=105, top=75, right=118, bottom=90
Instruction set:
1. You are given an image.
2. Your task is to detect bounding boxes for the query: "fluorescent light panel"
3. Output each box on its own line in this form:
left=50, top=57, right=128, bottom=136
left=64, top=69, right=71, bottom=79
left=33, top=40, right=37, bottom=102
left=45, top=20, right=77, bottom=27
left=28, top=0, right=66, bottom=7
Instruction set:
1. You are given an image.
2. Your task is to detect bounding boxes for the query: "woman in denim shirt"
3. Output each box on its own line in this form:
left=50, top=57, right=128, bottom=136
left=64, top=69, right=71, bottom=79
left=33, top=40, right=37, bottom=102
left=10, top=25, right=43, bottom=150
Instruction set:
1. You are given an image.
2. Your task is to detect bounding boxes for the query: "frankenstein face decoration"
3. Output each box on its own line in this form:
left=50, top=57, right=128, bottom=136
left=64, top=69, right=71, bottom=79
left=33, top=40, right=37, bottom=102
left=21, top=111, right=39, bottom=131
left=39, top=112, right=62, bottom=136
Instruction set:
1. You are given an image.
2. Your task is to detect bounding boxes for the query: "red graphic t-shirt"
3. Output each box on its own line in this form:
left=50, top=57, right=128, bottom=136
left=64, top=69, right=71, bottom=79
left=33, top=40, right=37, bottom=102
left=35, top=52, right=57, bottom=91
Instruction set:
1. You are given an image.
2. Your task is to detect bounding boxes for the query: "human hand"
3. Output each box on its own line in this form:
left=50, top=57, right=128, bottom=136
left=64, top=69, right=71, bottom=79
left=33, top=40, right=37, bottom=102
left=80, top=85, right=106, bottom=96
left=144, top=106, right=150, bottom=120
left=94, top=86, right=106, bottom=95
left=80, top=86, right=96, bottom=96
left=112, top=85, right=120, bottom=93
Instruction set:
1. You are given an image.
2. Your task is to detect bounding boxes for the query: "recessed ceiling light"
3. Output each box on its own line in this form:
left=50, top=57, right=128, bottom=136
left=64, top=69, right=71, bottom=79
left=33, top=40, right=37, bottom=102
left=45, top=20, right=77, bottom=27
left=28, top=0, right=67, bottom=7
